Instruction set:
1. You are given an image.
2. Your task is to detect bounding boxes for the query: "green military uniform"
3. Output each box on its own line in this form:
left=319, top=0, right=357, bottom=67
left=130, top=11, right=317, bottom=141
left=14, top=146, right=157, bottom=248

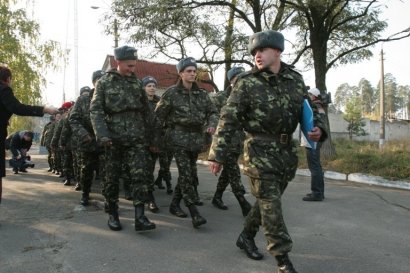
left=155, top=79, right=218, bottom=218
left=51, top=118, right=64, bottom=175
left=60, top=113, right=75, bottom=184
left=40, top=120, right=54, bottom=171
left=209, top=63, right=327, bottom=260
left=69, top=87, right=99, bottom=205
left=90, top=47, right=158, bottom=231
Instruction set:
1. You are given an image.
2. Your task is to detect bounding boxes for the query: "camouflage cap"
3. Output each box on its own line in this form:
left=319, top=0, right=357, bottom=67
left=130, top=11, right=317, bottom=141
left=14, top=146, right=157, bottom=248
left=92, top=70, right=105, bottom=84
left=114, top=45, right=138, bottom=61
left=176, top=57, right=197, bottom=73
left=142, top=76, right=157, bottom=87
left=80, top=86, right=91, bottom=95
left=248, top=30, right=285, bottom=56
left=227, top=66, right=245, bottom=82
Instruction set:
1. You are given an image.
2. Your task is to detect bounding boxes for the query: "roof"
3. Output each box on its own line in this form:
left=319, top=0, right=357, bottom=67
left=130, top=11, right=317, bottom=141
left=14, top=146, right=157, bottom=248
left=102, top=55, right=214, bottom=92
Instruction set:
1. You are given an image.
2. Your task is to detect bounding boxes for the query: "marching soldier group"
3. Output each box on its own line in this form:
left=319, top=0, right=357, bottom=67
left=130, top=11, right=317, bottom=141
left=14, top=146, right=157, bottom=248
left=38, top=30, right=328, bottom=273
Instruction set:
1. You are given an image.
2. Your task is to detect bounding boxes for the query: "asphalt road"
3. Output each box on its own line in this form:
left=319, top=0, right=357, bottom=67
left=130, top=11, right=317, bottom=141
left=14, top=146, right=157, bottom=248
left=0, top=153, right=409, bottom=273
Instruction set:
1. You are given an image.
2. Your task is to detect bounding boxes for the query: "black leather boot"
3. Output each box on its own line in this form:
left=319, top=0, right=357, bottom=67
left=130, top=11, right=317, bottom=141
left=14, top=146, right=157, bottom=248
left=275, top=254, right=298, bottom=273
left=235, top=193, right=252, bottom=217
left=193, top=185, right=203, bottom=206
left=135, top=204, right=156, bottom=231
left=188, top=204, right=207, bottom=228
left=154, top=170, right=165, bottom=189
left=63, top=178, right=72, bottom=186
left=147, top=191, right=159, bottom=213
left=80, top=192, right=89, bottom=206
left=165, top=179, right=173, bottom=195
left=169, top=197, right=187, bottom=218
left=74, top=182, right=82, bottom=191
left=212, top=189, right=228, bottom=210
left=107, top=202, right=122, bottom=231
left=236, top=230, right=263, bottom=260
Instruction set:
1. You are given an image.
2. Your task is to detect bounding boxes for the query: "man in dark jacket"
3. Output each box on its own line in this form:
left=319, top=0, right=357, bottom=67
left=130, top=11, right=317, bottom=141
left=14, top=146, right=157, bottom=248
left=8, top=130, right=34, bottom=174
left=0, top=65, right=58, bottom=203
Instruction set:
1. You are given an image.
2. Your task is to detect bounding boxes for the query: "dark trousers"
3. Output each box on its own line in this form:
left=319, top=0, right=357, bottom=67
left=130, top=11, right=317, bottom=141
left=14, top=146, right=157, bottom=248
left=305, top=145, right=324, bottom=197
left=173, top=149, right=198, bottom=207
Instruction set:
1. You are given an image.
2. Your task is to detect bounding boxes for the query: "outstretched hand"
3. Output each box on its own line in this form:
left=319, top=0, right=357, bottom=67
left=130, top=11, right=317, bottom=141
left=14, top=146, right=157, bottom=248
left=209, top=161, right=222, bottom=176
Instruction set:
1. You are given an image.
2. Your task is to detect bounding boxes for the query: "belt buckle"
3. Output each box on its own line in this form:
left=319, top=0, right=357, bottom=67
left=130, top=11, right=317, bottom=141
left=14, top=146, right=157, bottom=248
left=280, top=134, right=288, bottom=144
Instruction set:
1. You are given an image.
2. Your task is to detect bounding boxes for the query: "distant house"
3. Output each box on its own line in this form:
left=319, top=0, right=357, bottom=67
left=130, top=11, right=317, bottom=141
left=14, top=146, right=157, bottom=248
left=102, top=55, right=214, bottom=95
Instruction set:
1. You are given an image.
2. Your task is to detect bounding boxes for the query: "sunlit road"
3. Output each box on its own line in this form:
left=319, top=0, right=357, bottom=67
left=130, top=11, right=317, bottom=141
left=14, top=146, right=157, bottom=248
left=1, top=152, right=409, bottom=273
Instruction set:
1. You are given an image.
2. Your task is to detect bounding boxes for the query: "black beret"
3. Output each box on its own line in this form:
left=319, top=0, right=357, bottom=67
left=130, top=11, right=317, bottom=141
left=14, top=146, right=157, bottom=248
left=176, top=57, right=197, bottom=73
left=142, top=76, right=157, bottom=87
left=92, top=70, right=105, bottom=84
left=227, top=66, right=245, bottom=82
left=248, top=30, right=285, bottom=56
left=114, top=45, right=138, bottom=61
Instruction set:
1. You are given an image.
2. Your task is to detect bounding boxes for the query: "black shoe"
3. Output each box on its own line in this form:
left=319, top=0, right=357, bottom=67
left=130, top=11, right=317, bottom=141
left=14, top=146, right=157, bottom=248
left=212, top=197, right=227, bottom=210
left=135, top=205, right=156, bottom=231
left=165, top=180, right=173, bottom=195
left=236, top=231, right=263, bottom=260
left=108, top=202, right=122, bottom=231
left=58, top=173, right=64, bottom=178
left=276, top=254, right=298, bottom=273
left=169, top=199, right=187, bottom=218
left=13, top=169, right=18, bottom=174
left=19, top=169, right=28, bottom=173
left=302, top=193, right=324, bottom=201
left=148, top=201, right=159, bottom=213
left=74, top=183, right=82, bottom=191
left=80, top=193, right=89, bottom=206
left=188, top=205, right=207, bottom=228
left=63, top=179, right=72, bottom=186
left=47, top=168, right=53, bottom=172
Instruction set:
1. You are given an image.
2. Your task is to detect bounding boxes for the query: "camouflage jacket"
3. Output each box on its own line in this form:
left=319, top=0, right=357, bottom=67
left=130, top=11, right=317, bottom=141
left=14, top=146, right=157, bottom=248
left=209, top=63, right=328, bottom=181
left=155, top=80, right=219, bottom=152
left=43, top=122, right=56, bottom=149
left=69, top=91, right=98, bottom=152
left=59, top=115, right=76, bottom=150
left=51, top=118, right=64, bottom=150
left=40, top=121, right=52, bottom=146
left=148, top=95, right=160, bottom=112
left=211, top=86, right=245, bottom=153
left=90, top=69, right=158, bottom=147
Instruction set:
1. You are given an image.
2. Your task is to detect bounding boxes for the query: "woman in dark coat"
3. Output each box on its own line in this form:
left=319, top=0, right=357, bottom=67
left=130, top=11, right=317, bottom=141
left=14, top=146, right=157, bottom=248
left=0, top=65, right=58, bottom=203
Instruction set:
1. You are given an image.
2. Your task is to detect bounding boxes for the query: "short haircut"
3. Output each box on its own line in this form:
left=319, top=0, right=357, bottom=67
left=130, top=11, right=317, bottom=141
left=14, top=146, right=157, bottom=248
left=0, top=65, right=12, bottom=82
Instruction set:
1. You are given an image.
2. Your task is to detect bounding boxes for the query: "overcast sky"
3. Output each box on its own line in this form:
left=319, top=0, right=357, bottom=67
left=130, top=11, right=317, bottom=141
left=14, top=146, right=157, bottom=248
left=27, top=0, right=410, bottom=107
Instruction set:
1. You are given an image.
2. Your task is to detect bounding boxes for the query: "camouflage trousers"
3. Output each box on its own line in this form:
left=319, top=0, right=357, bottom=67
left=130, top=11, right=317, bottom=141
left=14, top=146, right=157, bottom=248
left=216, top=151, right=245, bottom=195
left=46, top=148, right=53, bottom=170
left=104, top=145, right=152, bottom=206
left=53, top=150, right=62, bottom=172
left=78, top=150, right=99, bottom=194
left=157, top=151, right=173, bottom=182
left=62, top=149, right=74, bottom=179
left=98, top=152, right=106, bottom=196
left=173, top=149, right=198, bottom=207
left=72, top=150, right=80, bottom=182
left=243, top=177, right=293, bottom=256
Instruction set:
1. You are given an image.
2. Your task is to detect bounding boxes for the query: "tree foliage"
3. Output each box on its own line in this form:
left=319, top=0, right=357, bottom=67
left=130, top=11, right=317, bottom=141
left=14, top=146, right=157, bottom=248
left=343, top=96, right=366, bottom=140
left=0, top=0, right=63, bottom=132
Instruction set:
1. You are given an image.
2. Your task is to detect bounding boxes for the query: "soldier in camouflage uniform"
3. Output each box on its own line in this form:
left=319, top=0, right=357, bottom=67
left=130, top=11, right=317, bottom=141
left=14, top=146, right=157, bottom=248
left=69, top=84, right=100, bottom=206
left=90, top=46, right=159, bottom=232
left=59, top=102, right=75, bottom=186
left=51, top=105, right=69, bottom=176
left=210, top=66, right=252, bottom=216
left=142, top=76, right=161, bottom=213
left=45, top=113, right=61, bottom=173
left=208, top=31, right=327, bottom=273
left=155, top=57, right=219, bottom=228
left=40, top=115, right=56, bottom=172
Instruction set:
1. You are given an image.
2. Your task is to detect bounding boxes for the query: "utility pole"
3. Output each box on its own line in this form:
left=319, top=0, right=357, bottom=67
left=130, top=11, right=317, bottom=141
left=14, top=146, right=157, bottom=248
left=379, top=48, right=385, bottom=150
left=74, top=0, right=79, bottom=98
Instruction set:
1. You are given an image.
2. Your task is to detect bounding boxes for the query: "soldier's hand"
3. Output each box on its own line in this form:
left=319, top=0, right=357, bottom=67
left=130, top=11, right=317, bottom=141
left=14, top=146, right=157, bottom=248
left=83, top=134, right=93, bottom=144
left=308, top=127, right=322, bottom=142
left=206, top=127, right=216, bottom=135
left=209, top=161, right=222, bottom=176
left=43, top=105, right=59, bottom=115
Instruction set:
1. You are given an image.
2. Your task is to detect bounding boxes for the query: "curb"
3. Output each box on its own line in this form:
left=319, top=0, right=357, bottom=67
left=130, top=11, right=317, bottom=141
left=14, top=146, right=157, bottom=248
left=199, top=160, right=410, bottom=191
